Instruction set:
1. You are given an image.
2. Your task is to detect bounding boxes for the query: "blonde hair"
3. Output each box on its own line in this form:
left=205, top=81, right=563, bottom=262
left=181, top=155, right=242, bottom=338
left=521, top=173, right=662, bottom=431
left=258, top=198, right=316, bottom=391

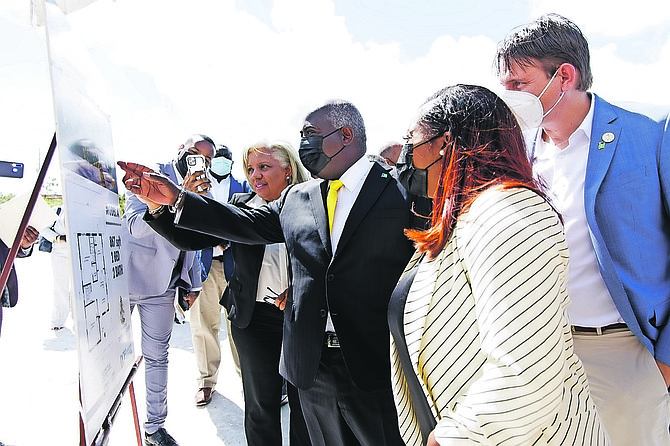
left=242, top=141, right=309, bottom=185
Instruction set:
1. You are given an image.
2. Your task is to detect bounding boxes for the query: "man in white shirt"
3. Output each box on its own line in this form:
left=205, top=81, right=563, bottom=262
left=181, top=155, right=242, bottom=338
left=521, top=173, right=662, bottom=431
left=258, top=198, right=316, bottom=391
left=190, top=142, right=250, bottom=407
left=496, top=14, right=670, bottom=445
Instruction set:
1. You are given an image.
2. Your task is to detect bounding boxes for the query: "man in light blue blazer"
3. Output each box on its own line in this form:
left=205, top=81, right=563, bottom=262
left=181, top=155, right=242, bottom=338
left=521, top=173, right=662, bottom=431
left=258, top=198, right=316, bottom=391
left=496, top=14, right=670, bottom=446
left=123, top=139, right=212, bottom=446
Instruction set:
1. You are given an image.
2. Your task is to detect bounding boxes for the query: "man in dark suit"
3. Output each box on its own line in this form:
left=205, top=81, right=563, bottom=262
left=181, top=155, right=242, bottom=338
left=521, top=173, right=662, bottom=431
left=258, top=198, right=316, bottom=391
left=119, top=100, right=416, bottom=445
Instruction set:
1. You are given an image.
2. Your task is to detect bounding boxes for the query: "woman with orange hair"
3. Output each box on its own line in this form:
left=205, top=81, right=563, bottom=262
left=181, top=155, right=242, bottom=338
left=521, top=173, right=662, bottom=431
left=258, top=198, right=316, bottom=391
left=389, top=84, right=610, bottom=446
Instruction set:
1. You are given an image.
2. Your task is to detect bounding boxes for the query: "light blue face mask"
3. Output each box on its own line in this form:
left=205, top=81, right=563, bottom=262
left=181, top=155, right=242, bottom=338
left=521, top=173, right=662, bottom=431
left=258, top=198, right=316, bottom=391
left=210, top=157, right=233, bottom=176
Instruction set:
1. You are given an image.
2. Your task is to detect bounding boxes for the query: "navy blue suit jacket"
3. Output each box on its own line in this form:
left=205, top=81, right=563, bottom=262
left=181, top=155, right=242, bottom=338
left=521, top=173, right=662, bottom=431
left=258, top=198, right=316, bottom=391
left=199, top=175, right=250, bottom=281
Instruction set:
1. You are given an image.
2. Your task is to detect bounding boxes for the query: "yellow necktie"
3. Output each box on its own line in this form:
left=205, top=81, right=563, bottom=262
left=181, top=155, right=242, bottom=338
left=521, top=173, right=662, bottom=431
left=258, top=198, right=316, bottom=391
left=327, top=180, right=344, bottom=233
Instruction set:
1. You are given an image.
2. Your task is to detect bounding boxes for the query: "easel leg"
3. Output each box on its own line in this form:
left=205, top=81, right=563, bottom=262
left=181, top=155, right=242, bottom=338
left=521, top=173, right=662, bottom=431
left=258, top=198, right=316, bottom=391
left=80, top=412, right=87, bottom=446
left=129, top=382, right=142, bottom=446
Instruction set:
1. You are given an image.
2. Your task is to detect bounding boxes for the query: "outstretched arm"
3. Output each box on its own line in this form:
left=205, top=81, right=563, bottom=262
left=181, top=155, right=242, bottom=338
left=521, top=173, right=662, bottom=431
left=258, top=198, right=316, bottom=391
left=117, top=161, right=181, bottom=208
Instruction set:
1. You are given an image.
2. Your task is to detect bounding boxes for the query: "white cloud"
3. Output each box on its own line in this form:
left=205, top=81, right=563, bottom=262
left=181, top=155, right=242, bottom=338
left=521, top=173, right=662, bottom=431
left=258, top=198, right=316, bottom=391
left=531, top=0, right=670, bottom=37
left=1, top=0, right=669, bottom=196
left=591, top=41, right=670, bottom=106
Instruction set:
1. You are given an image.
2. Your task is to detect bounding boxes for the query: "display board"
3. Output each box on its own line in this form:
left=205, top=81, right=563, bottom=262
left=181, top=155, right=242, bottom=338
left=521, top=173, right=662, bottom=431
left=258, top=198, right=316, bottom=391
left=42, top=1, right=135, bottom=443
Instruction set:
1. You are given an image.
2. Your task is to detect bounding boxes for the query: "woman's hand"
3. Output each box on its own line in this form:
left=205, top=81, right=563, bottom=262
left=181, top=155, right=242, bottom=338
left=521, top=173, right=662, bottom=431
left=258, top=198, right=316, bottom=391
left=427, top=430, right=438, bottom=446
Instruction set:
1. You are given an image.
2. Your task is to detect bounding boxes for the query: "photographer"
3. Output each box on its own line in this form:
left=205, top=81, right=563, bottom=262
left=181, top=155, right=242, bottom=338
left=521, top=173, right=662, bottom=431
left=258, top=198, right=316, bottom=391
left=122, top=135, right=213, bottom=446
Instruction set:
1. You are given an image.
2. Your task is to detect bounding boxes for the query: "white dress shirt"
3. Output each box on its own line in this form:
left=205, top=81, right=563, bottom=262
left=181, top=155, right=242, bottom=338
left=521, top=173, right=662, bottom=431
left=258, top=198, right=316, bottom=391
left=246, top=194, right=289, bottom=304
left=532, top=98, right=623, bottom=327
left=207, top=172, right=231, bottom=257
left=326, top=156, right=374, bottom=332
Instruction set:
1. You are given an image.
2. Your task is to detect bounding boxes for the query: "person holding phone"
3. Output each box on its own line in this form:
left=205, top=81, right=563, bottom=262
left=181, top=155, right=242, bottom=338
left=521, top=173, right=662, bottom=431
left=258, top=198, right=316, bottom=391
left=122, top=135, right=213, bottom=446
left=186, top=143, right=250, bottom=408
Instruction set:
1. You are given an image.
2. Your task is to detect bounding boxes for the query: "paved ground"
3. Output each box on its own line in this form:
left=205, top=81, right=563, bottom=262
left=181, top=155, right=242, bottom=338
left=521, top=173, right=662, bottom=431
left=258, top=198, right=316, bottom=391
left=0, top=250, right=290, bottom=445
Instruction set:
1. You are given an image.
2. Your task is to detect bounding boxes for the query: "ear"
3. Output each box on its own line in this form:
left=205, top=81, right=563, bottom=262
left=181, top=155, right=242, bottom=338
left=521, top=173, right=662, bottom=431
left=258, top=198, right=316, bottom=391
left=341, top=126, right=354, bottom=145
left=436, top=132, right=450, bottom=156
left=557, top=63, right=579, bottom=92
left=285, top=164, right=293, bottom=181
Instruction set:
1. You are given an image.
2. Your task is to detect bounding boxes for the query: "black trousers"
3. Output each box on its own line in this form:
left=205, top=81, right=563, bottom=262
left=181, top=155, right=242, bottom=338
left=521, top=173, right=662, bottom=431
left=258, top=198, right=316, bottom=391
left=231, top=302, right=310, bottom=446
left=298, top=345, right=404, bottom=446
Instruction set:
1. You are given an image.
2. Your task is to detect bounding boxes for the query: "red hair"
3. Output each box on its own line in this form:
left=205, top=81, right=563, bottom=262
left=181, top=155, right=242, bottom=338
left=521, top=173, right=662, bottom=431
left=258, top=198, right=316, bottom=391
left=406, top=85, right=547, bottom=259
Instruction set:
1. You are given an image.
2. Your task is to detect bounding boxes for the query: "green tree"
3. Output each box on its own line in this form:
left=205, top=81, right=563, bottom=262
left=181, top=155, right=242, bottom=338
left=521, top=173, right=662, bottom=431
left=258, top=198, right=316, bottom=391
left=0, top=193, right=15, bottom=204
left=118, top=193, right=125, bottom=215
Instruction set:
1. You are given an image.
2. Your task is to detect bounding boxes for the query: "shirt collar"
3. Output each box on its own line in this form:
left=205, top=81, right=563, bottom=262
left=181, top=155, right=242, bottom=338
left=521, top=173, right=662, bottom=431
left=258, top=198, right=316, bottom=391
left=535, top=93, right=595, bottom=151
left=571, top=93, right=595, bottom=147
left=331, top=155, right=373, bottom=192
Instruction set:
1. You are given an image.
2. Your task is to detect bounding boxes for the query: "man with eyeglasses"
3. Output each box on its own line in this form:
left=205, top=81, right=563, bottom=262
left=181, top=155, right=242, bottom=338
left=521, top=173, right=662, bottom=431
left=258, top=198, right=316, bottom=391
left=119, top=101, right=416, bottom=445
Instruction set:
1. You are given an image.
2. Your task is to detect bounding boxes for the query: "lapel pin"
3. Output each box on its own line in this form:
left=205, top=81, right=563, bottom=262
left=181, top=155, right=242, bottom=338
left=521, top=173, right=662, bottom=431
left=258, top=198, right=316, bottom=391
left=598, top=132, right=615, bottom=150
left=381, top=173, right=388, bottom=178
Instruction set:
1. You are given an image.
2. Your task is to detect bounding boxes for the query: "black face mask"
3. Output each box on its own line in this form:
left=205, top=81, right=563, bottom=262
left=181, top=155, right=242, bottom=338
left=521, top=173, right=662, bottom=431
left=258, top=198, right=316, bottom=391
left=175, top=151, right=190, bottom=177
left=396, top=137, right=443, bottom=198
left=299, top=127, right=345, bottom=176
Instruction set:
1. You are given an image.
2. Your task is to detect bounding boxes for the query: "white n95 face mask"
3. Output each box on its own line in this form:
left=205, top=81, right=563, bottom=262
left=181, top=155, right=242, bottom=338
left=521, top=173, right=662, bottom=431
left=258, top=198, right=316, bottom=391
left=500, top=68, right=565, bottom=131
left=499, top=89, right=544, bottom=131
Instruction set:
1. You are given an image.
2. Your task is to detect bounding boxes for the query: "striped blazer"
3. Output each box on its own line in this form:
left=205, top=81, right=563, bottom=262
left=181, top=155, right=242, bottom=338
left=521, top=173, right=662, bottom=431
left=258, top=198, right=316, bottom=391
left=391, top=187, right=610, bottom=445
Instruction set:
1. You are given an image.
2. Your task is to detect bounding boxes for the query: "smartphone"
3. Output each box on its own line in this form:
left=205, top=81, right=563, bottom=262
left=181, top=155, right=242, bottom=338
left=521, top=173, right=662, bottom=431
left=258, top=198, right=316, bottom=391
left=0, top=160, right=24, bottom=178
left=186, top=154, right=206, bottom=176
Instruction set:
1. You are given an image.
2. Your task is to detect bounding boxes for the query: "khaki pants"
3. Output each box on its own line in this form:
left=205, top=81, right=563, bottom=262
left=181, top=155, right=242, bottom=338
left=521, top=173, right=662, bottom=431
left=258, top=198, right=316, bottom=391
left=189, top=259, right=240, bottom=389
left=573, top=329, right=670, bottom=446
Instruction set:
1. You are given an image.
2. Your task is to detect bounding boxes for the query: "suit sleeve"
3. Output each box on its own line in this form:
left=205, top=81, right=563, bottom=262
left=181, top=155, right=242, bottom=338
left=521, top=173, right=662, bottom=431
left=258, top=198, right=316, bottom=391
left=124, top=191, right=159, bottom=239
left=434, top=191, right=571, bottom=444
left=652, top=113, right=670, bottom=365
left=187, top=252, right=203, bottom=292
left=146, top=209, right=226, bottom=251
left=173, top=191, right=284, bottom=245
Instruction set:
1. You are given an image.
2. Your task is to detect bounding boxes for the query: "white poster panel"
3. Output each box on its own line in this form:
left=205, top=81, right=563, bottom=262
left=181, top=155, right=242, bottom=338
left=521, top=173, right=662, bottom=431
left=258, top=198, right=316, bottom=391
left=42, top=1, right=135, bottom=443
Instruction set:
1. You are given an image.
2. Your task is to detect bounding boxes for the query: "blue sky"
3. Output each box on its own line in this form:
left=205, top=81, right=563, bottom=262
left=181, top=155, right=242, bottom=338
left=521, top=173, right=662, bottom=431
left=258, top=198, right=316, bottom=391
left=1, top=0, right=669, bottom=195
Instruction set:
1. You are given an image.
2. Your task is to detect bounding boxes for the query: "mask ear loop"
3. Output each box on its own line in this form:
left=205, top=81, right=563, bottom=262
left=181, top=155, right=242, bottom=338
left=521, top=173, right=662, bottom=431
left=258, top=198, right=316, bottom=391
left=425, top=141, right=446, bottom=170
left=538, top=67, right=565, bottom=119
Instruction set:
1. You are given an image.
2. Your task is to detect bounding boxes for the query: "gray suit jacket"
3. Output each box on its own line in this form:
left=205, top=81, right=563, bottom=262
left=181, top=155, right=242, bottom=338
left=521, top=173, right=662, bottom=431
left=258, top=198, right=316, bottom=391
left=123, top=162, right=201, bottom=298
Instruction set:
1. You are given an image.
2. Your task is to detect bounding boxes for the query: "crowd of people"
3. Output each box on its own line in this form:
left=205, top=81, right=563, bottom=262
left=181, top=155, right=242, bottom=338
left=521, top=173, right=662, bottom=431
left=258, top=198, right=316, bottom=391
left=5, top=12, right=668, bottom=446
left=117, top=13, right=670, bottom=446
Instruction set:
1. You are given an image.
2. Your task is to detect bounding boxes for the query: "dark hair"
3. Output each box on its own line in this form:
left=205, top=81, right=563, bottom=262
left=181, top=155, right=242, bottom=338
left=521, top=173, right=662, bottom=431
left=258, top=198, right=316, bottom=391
left=494, top=14, right=592, bottom=91
left=215, top=144, right=233, bottom=160
left=406, top=84, right=546, bottom=258
left=308, top=100, right=367, bottom=149
left=199, top=134, right=215, bottom=147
